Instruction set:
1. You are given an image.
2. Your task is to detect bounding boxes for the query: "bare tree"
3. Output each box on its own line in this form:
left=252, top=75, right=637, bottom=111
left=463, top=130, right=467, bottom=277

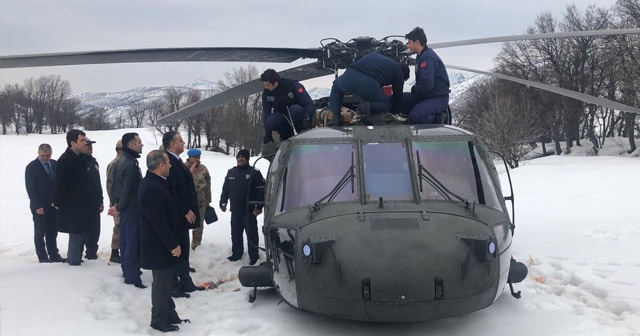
left=476, top=92, right=540, bottom=168
left=127, top=102, right=150, bottom=128
left=215, top=65, right=263, bottom=154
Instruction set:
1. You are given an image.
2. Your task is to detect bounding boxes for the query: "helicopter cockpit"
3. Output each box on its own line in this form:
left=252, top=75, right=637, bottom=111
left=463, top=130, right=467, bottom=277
left=271, top=134, right=504, bottom=213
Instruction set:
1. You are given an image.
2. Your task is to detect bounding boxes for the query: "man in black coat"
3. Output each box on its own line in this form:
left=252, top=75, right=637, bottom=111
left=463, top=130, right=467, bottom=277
left=109, top=132, right=145, bottom=288
left=53, top=129, right=91, bottom=266
left=138, top=150, right=187, bottom=333
left=81, top=138, right=104, bottom=260
left=219, top=149, right=265, bottom=265
left=25, top=143, right=65, bottom=263
left=163, top=131, right=201, bottom=295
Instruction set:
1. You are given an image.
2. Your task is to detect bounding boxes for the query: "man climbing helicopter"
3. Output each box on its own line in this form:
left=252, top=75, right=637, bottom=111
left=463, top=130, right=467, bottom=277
left=260, top=69, right=315, bottom=143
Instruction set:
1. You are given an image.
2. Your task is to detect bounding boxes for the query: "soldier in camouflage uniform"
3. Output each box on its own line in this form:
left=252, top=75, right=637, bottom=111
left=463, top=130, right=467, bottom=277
left=106, top=139, right=123, bottom=263
left=185, top=148, right=211, bottom=250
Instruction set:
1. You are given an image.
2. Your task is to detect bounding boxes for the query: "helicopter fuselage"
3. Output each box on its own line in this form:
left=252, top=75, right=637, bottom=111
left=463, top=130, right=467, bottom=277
left=250, top=124, right=518, bottom=321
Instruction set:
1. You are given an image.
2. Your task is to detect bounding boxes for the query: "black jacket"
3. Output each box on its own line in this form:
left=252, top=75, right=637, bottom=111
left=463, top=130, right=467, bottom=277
left=165, top=151, right=200, bottom=229
left=220, top=164, right=265, bottom=213
left=53, top=148, right=90, bottom=233
left=262, top=78, right=315, bottom=124
left=111, top=148, right=142, bottom=213
left=25, top=157, right=56, bottom=214
left=138, top=171, right=181, bottom=270
left=81, top=154, right=103, bottom=211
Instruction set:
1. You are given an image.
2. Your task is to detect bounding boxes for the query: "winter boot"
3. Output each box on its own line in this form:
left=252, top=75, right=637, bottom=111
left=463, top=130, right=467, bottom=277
left=109, top=249, right=121, bottom=263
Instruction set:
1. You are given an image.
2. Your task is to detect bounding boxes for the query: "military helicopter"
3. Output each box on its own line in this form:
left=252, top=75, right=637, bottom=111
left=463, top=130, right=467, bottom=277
left=1, top=28, right=639, bottom=322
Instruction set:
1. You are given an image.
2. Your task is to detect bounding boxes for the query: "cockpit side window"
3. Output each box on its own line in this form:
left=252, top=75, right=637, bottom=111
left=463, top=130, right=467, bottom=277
left=362, top=142, right=413, bottom=201
left=275, top=144, right=357, bottom=214
left=413, top=141, right=479, bottom=203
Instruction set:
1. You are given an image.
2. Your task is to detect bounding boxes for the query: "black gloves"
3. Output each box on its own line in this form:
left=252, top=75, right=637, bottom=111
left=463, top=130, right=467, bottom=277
left=300, top=117, right=312, bottom=131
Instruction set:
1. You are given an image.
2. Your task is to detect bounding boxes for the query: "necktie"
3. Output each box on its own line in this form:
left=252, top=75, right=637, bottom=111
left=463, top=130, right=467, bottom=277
left=44, top=163, right=53, bottom=177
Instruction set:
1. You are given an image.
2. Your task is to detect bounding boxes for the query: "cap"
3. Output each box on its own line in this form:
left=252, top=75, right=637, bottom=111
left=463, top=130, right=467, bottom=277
left=236, top=149, right=250, bottom=160
left=187, top=148, right=202, bottom=157
left=86, top=137, right=97, bottom=144
left=115, top=139, right=123, bottom=149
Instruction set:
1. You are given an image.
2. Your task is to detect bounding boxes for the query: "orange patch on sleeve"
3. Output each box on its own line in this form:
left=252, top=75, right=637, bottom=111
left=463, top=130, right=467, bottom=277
left=297, top=87, right=304, bottom=93
left=420, top=61, right=427, bottom=68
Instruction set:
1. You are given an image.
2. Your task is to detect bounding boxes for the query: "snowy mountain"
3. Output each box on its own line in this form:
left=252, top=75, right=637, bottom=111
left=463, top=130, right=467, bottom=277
left=71, top=73, right=477, bottom=117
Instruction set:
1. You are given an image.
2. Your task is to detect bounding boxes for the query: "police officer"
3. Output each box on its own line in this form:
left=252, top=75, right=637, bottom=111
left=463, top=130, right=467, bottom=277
left=398, top=27, right=451, bottom=124
left=329, top=52, right=410, bottom=125
left=219, top=149, right=265, bottom=265
left=261, top=69, right=315, bottom=143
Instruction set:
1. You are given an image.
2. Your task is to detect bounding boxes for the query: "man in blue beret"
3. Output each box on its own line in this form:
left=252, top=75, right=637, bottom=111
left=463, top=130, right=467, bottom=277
left=185, top=148, right=211, bottom=250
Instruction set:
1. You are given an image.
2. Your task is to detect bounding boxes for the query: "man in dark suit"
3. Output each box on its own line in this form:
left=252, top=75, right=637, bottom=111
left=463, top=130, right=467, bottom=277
left=53, top=129, right=91, bottom=266
left=25, top=143, right=65, bottom=263
left=138, top=150, right=188, bottom=332
left=162, top=131, right=202, bottom=296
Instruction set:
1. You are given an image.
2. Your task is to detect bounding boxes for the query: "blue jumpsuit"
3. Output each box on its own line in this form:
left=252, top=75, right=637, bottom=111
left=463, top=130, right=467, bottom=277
left=262, top=78, right=315, bottom=141
left=329, top=52, right=405, bottom=117
left=399, top=48, right=450, bottom=124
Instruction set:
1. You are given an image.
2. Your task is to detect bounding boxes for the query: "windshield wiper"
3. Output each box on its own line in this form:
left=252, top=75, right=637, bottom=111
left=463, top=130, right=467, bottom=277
left=416, top=151, right=471, bottom=209
left=312, top=153, right=355, bottom=212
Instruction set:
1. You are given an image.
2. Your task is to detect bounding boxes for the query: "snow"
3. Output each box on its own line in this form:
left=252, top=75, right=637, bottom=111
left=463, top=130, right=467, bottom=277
left=1, top=128, right=639, bottom=336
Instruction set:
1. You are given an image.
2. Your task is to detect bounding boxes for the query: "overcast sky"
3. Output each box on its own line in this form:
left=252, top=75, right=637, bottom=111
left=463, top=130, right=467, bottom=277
left=0, top=0, right=618, bottom=93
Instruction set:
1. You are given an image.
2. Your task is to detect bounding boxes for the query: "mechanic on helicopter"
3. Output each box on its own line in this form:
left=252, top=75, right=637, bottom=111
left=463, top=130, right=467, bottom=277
left=398, top=27, right=451, bottom=124
left=261, top=69, right=315, bottom=143
left=328, top=52, right=410, bottom=125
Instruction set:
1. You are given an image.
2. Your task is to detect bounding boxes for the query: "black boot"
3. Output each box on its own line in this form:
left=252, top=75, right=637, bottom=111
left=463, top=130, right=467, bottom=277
left=109, top=249, right=121, bottom=263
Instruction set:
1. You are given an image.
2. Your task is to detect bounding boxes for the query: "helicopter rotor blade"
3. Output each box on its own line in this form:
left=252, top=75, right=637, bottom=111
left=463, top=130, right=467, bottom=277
left=446, top=64, right=640, bottom=114
left=0, top=47, right=323, bottom=69
left=431, top=28, right=640, bottom=49
left=157, top=62, right=334, bottom=125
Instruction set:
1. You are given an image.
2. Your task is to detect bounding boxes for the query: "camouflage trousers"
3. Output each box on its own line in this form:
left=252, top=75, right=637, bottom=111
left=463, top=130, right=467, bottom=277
left=191, top=206, right=206, bottom=250
left=111, top=215, right=120, bottom=250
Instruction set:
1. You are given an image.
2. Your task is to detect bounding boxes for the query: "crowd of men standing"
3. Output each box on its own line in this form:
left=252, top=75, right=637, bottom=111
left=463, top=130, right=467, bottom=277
left=24, top=129, right=265, bottom=332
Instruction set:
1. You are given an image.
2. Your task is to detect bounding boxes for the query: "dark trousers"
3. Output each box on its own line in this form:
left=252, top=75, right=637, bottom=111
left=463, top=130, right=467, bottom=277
left=398, top=93, right=449, bottom=124
left=330, top=68, right=390, bottom=116
left=33, top=208, right=60, bottom=262
left=230, top=211, right=259, bottom=261
left=264, top=105, right=304, bottom=141
left=67, top=233, right=85, bottom=265
left=120, top=206, right=142, bottom=284
left=172, top=227, right=194, bottom=291
left=83, top=211, right=101, bottom=259
left=151, top=267, right=177, bottom=326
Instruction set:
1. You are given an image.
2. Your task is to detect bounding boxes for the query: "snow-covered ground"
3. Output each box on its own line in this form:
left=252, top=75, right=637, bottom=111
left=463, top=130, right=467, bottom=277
left=1, top=128, right=638, bottom=336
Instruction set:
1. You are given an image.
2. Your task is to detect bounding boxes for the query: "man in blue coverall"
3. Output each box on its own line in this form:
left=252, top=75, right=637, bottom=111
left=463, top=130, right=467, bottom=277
left=261, top=69, right=315, bottom=143
left=399, top=27, right=451, bottom=124
left=329, top=52, right=410, bottom=125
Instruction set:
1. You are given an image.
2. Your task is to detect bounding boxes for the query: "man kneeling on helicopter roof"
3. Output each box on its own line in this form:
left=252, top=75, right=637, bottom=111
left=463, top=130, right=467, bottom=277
left=328, top=52, right=410, bottom=125
left=260, top=69, right=315, bottom=143
left=396, top=26, right=451, bottom=124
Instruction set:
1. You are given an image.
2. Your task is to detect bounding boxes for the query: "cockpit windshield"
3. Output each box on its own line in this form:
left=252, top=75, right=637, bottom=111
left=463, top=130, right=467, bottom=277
left=275, top=144, right=357, bottom=213
left=412, top=140, right=503, bottom=210
left=362, top=142, right=413, bottom=201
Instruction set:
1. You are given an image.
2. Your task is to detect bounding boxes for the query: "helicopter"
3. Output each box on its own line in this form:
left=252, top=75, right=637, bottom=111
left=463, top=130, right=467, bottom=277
left=1, top=28, right=639, bottom=322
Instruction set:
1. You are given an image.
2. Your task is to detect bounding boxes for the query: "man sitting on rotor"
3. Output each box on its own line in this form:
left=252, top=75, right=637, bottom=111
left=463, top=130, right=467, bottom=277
left=329, top=52, right=410, bottom=125
left=398, top=27, right=451, bottom=124
left=261, top=69, right=315, bottom=143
